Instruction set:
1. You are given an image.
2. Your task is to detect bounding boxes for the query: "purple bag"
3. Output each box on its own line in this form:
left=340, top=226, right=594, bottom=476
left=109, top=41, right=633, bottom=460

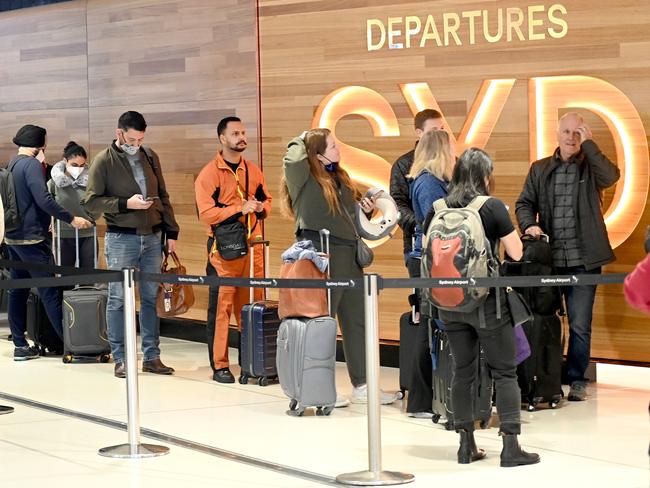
left=514, top=324, right=531, bottom=364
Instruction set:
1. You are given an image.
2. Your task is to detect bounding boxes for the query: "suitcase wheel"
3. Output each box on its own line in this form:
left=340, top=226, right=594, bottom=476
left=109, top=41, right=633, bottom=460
left=322, top=406, right=334, bottom=416
left=315, top=406, right=324, bottom=416
left=99, top=354, right=111, bottom=363
left=62, top=354, right=73, bottom=364
left=444, top=420, right=454, bottom=431
left=238, top=374, right=249, bottom=385
left=258, top=377, right=269, bottom=387
left=431, top=414, right=441, bottom=424
left=289, top=399, right=298, bottom=411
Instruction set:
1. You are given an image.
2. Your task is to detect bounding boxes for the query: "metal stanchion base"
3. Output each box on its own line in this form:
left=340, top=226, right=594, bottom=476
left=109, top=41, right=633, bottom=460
left=336, top=471, right=414, bottom=486
left=98, top=443, right=169, bottom=459
left=0, top=405, right=14, bottom=415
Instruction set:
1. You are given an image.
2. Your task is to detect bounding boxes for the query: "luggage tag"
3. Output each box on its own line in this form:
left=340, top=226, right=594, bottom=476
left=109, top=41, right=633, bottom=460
left=163, top=286, right=172, bottom=312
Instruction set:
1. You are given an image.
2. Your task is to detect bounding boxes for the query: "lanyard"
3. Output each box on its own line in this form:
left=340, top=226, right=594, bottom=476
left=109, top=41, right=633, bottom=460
left=224, top=161, right=252, bottom=238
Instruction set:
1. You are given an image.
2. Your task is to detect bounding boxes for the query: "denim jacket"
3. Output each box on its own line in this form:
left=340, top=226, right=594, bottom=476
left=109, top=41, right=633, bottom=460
left=409, top=172, right=448, bottom=259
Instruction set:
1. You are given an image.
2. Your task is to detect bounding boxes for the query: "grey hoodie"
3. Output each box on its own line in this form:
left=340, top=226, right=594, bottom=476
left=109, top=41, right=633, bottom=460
left=47, top=160, right=96, bottom=238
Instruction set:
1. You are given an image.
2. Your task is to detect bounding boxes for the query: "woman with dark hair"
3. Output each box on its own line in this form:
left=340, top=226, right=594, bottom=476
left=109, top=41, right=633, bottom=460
left=280, top=128, right=396, bottom=406
left=48, top=141, right=96, bottom=267
left=423, top=147, right=540, bottom=467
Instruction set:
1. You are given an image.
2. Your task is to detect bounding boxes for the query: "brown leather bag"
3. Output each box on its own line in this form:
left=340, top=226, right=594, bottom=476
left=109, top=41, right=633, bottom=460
left=278, top=259, right=328, bottom=319
left=156, top=251, right=195, bottom=317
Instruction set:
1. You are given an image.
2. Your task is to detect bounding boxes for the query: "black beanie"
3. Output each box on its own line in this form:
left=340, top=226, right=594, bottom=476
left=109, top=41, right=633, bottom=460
left=12, top=124, right=46, bottom=148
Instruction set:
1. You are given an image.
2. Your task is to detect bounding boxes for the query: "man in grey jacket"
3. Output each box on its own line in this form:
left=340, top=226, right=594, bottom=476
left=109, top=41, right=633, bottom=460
left=515, top=112, right=620, bottom=401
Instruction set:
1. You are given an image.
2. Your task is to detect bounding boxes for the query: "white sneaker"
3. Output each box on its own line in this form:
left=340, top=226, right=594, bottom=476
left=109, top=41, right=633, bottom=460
left=335, top=394, right=350, bottom=408
left=408, top=411, right=434, bottom=419
left=351, top=384, right=397, bottom=405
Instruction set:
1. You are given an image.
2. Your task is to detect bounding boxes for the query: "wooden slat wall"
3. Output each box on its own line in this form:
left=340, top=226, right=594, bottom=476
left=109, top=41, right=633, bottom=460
left=0, top=0, right=260, bottom=323
left=258, top=0, right=650, bottom=362
left=1, top=0, right=648, bottom=363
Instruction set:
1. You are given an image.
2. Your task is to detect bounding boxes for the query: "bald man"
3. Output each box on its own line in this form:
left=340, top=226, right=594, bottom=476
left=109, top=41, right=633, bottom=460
left=515, top=112, right=620, bottom=401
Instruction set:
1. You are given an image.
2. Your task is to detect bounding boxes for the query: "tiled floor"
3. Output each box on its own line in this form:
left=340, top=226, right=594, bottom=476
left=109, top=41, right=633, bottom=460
left=0, top=322, right=647, bottom=488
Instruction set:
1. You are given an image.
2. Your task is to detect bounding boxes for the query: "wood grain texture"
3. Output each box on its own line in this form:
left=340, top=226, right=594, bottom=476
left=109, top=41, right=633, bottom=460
left=259, top=0, right=650, bottom=362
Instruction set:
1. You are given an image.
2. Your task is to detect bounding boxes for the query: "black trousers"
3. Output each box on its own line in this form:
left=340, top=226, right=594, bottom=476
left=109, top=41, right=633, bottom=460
left=206, top=237, right=219, bottom=371
left=405, top=256, right=433, bottom=414
left=444, top=305, right=521, bottom=434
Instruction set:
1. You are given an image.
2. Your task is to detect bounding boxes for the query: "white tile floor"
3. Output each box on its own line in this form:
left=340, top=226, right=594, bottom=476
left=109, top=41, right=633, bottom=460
left=0, top=324, right=648, bottom=488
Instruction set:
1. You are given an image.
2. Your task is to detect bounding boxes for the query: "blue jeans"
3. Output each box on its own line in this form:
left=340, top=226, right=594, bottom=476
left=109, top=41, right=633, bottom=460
left=105, top=232, right=162, bottom=363
left=557, top=265, right=600, bottom=384
left=7, top=241, right=63, bottom=347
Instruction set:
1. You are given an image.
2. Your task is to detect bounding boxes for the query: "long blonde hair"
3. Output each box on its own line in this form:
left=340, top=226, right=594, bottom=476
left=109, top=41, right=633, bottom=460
left=280, top=128, right=360, bottom=217
left=407, top=130, right=454, bottom=181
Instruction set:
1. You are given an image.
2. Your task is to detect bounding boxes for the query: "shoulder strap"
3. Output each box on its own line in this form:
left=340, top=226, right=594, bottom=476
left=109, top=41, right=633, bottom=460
left=432, top=198, right=448, bottom=213
left=467, top=195, right=491, bottom=211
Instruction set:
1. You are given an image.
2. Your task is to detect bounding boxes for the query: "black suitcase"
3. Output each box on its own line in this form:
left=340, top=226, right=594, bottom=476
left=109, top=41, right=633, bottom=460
left=239, top=239, right=280, bottom=386
left=517, top=313, right=563, bottom=411
left=398, top=309, right=419, bottom=396
left=431, top=327, right=493, bottom=430
left=57, top=224, right=111, bottom=363
left=26, top=290, right=63, bottom=355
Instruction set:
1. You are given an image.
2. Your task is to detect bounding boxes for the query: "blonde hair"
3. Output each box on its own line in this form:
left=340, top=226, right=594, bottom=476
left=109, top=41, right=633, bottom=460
left=280, top=128, right=360, bottom=218
left=407, top=130, right=454, bottom=181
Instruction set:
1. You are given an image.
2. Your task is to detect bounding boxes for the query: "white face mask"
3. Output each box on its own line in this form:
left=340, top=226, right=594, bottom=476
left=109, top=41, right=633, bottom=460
left=121, top=143, right=139, bottom=156
left=67, top=166, right=83, bottom=179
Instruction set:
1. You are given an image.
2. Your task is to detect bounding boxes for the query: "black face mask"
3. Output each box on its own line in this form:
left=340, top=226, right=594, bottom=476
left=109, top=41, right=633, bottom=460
left=320, top=154, right=339, bottom=173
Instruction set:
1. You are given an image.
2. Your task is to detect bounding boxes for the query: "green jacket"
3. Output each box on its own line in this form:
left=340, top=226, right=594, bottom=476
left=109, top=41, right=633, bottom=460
left=83, top=143, right=179, bottom=239
left=283, top=137, right=358, bottom=242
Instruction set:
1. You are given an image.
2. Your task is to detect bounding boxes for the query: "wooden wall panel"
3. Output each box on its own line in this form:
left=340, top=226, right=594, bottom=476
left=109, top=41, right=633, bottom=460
left=259, top=0, right=650, bottom=362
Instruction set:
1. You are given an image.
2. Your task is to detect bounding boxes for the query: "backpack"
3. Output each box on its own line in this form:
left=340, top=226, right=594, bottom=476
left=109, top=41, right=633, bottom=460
left=422, top=196, right=498, bottom=313
left=0, top=157, right=24, bottom=234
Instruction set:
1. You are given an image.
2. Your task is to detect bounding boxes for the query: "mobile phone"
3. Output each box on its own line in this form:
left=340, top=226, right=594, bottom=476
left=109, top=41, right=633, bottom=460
left=145, top=196, right=160, bottom=201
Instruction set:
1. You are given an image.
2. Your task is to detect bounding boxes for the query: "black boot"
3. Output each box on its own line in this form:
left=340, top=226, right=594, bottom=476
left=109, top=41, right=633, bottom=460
left=500, top=434, right=540, bottom=467
left=457, top=429, right=486, bottom=464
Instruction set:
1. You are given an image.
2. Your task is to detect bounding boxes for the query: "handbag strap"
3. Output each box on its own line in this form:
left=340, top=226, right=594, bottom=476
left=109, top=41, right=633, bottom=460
left=337, top=187, right=361, bottom=239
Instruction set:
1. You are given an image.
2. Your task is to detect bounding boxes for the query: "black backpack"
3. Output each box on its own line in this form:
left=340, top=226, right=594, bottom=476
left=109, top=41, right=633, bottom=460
left=0, top=156, right=25, bottom=233
left=503, top=235, right=562, bottom=315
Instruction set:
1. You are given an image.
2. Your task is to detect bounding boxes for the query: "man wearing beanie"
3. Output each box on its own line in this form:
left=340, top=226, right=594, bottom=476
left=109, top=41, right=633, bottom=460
left=5, top=124, right=92, bottom=361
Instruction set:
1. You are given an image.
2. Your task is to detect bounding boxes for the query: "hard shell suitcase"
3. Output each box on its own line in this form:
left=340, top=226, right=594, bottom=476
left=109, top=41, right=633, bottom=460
left=58, top=224, right=111, bottom=363
left=276, top=228, right=337, bottom=416
left=398, top=308, right=418, bottom=396
left=431, top=327, right=493, bottom=430
left=239, top=239, right=281, bottom=386
left=26, top=289, right=63, bottom=355
left=517, top=313, right=563, bottom=411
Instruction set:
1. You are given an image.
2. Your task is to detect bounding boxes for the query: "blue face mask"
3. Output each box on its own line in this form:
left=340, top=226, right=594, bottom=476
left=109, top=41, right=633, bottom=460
left=320, top=154, right=339, bottom=173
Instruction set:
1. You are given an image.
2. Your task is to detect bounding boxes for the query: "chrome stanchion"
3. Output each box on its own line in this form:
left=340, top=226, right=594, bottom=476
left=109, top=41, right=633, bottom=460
left=99, top=268, right=169, bottom=459
left=0, top=405, right=14, bottom=415
left=336, top=274, right=414, bottom=486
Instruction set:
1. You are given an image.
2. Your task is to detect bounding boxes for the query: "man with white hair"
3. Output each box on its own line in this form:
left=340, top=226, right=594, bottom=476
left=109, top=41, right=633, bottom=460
left=515, top=112, right=620, bottom=401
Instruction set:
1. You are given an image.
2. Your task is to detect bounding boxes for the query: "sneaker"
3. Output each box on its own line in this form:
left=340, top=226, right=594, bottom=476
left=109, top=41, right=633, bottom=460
left=568, top=381, right=587, bottom=401
left=351, top=384, right=397, bottom=405
left=408, top=411, right=434, bottom=419
left=335, top=394, right=351, bottom=408
left=14, top=345, right=40, bottom=361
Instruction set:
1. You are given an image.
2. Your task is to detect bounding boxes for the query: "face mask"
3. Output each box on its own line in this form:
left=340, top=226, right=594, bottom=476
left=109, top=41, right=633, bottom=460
left=67, top=166, right=83, bottom=179
left=119, top=132, right=139, bottom=156
left=320, top=154, right=339, bottom=173
left=35, top=150, right=45, bottom=164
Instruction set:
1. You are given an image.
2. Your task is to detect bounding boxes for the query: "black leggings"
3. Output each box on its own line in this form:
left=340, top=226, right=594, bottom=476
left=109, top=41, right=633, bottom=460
left=444, top=317, right=521, bottom=435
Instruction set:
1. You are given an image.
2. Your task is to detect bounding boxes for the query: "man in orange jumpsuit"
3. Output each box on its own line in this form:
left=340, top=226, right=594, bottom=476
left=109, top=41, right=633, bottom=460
left=195, top=116, right=272, bottom=383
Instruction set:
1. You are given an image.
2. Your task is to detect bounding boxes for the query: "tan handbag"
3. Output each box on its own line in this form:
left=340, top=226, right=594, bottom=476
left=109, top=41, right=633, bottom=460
left=278, top=259, right=328, bottom=319
left=156, top=251, right=195, bottom=317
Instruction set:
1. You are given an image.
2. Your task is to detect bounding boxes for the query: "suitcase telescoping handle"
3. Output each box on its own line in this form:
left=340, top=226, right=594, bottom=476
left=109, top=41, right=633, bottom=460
left=249, top=237, right=270, bottom=303
left=54, top=219, right=98, bottom=269
left=319, top=228, right=331, bottom=316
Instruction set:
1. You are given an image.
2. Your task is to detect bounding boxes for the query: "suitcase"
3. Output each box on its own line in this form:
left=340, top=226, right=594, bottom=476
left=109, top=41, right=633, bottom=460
left=26, top=290, right=63, bottom=355
left=57, top=224, right=111, bottom=363
left=431, top=327, right=493, bottom=430
left=276, top=228, right=337, bottom=416
left=239, top=238, right=281, bottom=386
left=517, top=313, right=563, bottom=411
left=398, top=306, right=418, bottom=396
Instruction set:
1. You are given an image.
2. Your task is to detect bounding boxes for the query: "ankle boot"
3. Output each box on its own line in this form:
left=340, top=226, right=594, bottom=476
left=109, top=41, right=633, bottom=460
left=500, top=434, right=540, bottom=467
left=457, top=429, right=486, bottom=464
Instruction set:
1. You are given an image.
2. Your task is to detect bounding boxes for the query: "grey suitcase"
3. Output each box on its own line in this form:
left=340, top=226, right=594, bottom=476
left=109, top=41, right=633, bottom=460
left=57, top=223, right=111, bottom=363
left=276, top=228, right=337, bottom=416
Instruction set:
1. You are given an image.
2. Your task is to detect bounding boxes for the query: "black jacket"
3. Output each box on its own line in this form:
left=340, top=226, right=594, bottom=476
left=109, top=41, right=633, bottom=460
left=515, top=140, right=620, bottom=270
left=390, top=148, right=415, bottom=254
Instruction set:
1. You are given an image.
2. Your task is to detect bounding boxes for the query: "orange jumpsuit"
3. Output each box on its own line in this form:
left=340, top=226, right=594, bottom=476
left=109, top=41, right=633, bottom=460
left=195, top=152, right=272, bottom=370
